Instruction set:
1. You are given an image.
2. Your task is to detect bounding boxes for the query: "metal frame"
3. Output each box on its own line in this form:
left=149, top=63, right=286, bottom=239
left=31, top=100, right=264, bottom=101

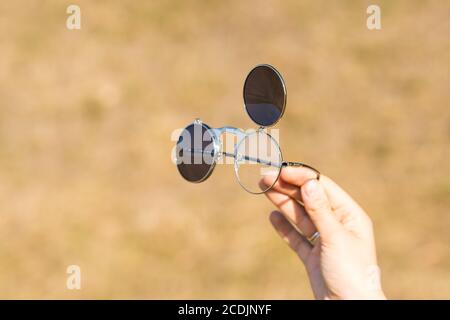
left=178, top=119, right=320, bottom=194
left=175, top=64, right=320, bottom=195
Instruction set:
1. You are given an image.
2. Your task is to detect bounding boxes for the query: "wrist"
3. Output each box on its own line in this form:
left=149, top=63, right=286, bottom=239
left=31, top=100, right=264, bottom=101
left=341, top=265, right=386, bottom=300
left=358, top=264, right=385, bottom=299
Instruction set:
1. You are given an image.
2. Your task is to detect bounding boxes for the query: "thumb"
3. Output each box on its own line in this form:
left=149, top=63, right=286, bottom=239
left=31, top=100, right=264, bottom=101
left=301, top=179, right=342, bottom=242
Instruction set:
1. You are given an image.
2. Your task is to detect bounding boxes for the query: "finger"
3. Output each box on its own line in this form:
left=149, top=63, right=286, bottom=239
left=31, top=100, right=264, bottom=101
left=301, top=179, right=342, bottom=242
left=262, top=175, right=357, bottom=230
left=270, top=174, right=358, bottom=225
left=262, top=174, right=303, bottom=202
left=280, top=166, right=319, bottom=187
left=280, top=167, right=368, bottom=220
left=269, top=211, right=311, bottom=263
left=263, top=186, right=317, bottom=238
left=319, top=175, right=367, bottom=216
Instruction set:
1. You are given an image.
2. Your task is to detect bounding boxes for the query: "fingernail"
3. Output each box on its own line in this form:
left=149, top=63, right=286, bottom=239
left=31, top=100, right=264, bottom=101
left=303, top=179, right=319, bottom=198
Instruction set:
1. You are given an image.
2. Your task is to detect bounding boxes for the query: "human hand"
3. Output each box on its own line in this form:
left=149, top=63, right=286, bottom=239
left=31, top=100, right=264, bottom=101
left=260, top=167, right=386, bottom=300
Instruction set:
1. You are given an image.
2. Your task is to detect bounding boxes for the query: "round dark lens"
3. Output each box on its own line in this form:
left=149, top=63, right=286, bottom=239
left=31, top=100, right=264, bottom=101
left=176, top=122, right=216, bottom=183
left=243, top=65, right=286, bottom=127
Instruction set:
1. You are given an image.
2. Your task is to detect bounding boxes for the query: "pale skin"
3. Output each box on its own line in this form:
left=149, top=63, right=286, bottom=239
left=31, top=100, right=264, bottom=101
left=260, top=167, right=386, bottom=300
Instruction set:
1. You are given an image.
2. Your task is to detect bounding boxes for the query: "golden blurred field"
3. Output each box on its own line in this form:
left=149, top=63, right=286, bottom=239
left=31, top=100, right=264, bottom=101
left=0, top=0, right=449, bottom=299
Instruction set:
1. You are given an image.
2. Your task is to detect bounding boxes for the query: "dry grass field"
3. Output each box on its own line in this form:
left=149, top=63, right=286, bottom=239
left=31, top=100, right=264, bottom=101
left=0, top=0, right=448, bottom=298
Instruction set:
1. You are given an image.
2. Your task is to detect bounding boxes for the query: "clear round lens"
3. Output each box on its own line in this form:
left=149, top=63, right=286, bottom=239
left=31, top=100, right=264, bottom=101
left=234, top=130, right=283, bottom=194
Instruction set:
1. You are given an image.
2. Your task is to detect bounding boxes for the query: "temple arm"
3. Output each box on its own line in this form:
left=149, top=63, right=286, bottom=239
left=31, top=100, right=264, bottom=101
left=282, top=161, right=321, bottom=180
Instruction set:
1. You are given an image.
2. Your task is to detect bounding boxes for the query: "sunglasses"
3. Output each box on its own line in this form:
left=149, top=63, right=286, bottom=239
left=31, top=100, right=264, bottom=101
left=174, top=64, right=320, bottom=194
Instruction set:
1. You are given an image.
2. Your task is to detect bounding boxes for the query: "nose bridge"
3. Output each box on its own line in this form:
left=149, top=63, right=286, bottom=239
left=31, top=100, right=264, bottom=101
left=211, top=126, right=246, bottom=148
left=208, top=127, right=246, bottom=165
left=214, top=126, right=246, bottom=139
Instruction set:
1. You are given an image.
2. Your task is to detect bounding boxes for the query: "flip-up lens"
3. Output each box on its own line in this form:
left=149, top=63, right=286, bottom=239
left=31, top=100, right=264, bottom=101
left=243, top=65, right=286, bottom=127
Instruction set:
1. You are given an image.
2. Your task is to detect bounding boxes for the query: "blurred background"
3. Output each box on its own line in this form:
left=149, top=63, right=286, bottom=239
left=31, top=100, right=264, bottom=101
left=0, top=0, right=449, bottom=299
